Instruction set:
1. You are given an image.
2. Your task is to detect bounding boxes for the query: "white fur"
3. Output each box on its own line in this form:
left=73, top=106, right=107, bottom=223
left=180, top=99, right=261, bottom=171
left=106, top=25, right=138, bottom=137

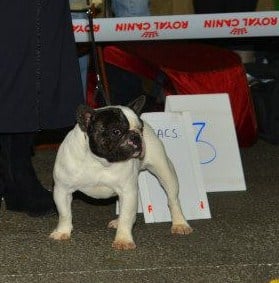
left=50, top=107, right=192, bottom=250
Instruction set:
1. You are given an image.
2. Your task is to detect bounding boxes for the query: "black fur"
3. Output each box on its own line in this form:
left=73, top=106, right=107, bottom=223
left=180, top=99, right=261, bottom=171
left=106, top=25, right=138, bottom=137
left=127, top=95, right=146, bottom=115
left=76, top=105, right=95, bottom=132
left=89, top=108, right=142, bottom=162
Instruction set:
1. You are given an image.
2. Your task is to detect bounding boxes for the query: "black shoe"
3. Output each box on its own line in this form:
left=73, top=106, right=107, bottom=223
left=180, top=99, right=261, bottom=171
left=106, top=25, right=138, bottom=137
left=0, top=133, right=56, bottom=217
left=4, top=182, right=56, bottom=217
left=0, top=141, right=5, bottom=210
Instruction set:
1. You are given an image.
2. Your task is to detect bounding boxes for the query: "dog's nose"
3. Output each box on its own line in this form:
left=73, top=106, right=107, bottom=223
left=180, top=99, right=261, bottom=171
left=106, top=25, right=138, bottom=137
left=129, top=132, right=141, bottom=145
left=131, top=133, right=140, bottom=142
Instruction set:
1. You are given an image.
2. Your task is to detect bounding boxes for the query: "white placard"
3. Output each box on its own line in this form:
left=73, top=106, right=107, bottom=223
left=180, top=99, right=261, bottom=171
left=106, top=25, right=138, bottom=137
left=165, top=94, right=246, bottom=192
left=138, top=112, right=211, bottom=223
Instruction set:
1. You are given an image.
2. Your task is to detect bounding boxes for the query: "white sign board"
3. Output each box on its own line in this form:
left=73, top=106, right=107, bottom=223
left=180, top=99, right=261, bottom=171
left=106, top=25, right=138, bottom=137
left=165, top=94, right=246, bottom=192
left=138, top=112, right=211, bottom=223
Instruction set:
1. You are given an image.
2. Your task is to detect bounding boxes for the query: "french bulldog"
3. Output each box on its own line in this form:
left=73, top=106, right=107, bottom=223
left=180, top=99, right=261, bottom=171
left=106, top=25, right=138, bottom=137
left=49, top=96, right=193, bottom=250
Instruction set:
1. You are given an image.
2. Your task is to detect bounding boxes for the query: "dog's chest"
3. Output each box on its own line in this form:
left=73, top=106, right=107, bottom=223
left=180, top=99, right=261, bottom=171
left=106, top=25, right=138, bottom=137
left=74, top=159, right=138, bottom=199
left=76, top=154, right=140, bottom=192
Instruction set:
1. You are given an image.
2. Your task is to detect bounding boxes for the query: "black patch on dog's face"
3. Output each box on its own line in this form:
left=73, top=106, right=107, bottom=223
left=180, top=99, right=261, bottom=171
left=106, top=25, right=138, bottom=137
left=86, top=108, right=143, bottom=162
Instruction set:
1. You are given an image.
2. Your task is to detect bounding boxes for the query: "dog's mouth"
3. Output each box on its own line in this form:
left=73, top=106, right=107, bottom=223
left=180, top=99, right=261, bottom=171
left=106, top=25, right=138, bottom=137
left=129, top=141, right=145, bottom=159
left=122, top=132, right=145, bottom=159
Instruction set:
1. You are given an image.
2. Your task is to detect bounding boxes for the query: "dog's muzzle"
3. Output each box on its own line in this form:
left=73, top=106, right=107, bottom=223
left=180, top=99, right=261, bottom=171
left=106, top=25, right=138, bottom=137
left=127, top=131, right=145, bottom=159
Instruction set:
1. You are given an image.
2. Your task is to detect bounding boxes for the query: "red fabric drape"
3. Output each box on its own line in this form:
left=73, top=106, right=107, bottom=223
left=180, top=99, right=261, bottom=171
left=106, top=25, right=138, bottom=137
left=101, top=42, right=258, bottom=147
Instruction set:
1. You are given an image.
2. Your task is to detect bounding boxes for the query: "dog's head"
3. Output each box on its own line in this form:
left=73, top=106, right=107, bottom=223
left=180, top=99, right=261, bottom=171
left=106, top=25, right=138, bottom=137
left=76, top=96, right=146, bottom=163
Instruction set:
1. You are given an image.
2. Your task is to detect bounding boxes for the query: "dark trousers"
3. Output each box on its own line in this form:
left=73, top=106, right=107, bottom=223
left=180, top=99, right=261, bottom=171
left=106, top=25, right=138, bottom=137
left=193, top=0, right=259, bottom=51
left=193, top=0, right=258, bottom=13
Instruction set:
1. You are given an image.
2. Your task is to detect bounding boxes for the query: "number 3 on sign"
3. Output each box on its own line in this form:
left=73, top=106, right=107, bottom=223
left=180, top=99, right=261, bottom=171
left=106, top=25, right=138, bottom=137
left=192, top=122, right=216, bottom=165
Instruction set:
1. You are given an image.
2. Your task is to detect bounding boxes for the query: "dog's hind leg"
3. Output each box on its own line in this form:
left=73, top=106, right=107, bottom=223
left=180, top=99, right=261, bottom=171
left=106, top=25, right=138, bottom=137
left=146, top=152, right=193, bottom=235
left=49, top=186, right=73, bottom=240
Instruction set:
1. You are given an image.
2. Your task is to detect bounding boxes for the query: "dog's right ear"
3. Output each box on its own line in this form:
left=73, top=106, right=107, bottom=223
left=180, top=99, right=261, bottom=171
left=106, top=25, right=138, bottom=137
left=76, top=104, right=95, bottom=132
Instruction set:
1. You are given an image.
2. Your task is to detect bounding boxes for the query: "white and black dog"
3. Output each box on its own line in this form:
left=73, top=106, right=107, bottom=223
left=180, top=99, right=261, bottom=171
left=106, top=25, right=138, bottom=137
left=49, top=96, right=192, bottom=250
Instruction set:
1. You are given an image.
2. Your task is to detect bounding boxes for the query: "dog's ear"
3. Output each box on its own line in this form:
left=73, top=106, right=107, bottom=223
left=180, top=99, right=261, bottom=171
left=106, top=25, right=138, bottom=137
left=76, top=104, right=95, bottom=132
left=127, top=95, right=146, bottom=115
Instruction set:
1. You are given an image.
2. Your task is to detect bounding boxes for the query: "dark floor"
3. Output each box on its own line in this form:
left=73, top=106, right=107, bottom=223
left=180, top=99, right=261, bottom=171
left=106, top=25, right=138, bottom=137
left=0, top=139, right=278, bottom=283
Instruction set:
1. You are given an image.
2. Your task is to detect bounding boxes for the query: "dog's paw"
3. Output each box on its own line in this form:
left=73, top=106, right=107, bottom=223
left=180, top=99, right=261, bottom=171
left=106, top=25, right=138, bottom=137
left=171, top=224, right=193, bottom=235
left=108, top=218, right=119, bottom=229
left=49, top=230, right=71, bottom=241
left=112, top=240, right=136, bottom=250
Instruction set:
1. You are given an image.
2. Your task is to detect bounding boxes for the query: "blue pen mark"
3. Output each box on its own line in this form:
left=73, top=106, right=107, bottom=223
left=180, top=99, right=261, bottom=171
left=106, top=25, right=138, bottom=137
left=192, top=122, right=217, bottom=164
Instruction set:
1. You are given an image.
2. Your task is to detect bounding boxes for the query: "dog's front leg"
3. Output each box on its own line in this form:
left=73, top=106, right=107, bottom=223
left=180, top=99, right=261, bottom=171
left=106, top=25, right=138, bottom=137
left=49, top=186, right=73, bottom=241
left=112, top=188, right=138, bottom=250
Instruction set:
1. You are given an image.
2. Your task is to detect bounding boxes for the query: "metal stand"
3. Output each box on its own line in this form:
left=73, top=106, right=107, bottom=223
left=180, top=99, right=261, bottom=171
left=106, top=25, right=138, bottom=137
left=71, top=1, right=111, bottom=106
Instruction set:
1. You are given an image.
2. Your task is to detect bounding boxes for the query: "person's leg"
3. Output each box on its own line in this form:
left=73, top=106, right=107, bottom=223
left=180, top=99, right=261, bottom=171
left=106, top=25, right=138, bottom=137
left=78, top=54, right=90, bottom=100
left=193, top=0, right=225, bottom=14
left=111, top=0, right=150, bottom=17
left=106, top=64, right=143, bottom=105
left=108, top=1, right=150, bottom=105
left=71, top=12, right=89, bottom=100
left=0, top=142, right=4, bottom=208
left=0, top=133, right=55, bottom=216
left=224, top=0, right=258, bottom=63
left=225, top=0, right=258, bottom=12
left=193, top=0, right=258, bottom=13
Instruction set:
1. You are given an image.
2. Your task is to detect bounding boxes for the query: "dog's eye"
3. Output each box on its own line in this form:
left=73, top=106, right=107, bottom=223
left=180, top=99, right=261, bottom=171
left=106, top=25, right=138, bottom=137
left=112, top=129, right=122, bottom=136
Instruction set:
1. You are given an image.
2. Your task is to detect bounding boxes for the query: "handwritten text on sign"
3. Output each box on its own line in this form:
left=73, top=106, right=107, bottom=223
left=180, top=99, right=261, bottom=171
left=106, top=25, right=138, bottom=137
left=156, top=122, right=217, bottom=165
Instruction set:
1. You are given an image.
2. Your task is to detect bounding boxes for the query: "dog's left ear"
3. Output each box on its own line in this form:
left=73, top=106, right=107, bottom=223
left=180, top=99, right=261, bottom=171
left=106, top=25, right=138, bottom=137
left=76, top=104, right=95, bottom=132
left=127, top=95, right=146, bottom=115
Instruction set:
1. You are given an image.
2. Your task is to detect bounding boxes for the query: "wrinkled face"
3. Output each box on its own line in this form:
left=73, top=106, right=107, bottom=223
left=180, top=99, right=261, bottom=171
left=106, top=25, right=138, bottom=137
left=86, top=107, right=144, bottom=162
